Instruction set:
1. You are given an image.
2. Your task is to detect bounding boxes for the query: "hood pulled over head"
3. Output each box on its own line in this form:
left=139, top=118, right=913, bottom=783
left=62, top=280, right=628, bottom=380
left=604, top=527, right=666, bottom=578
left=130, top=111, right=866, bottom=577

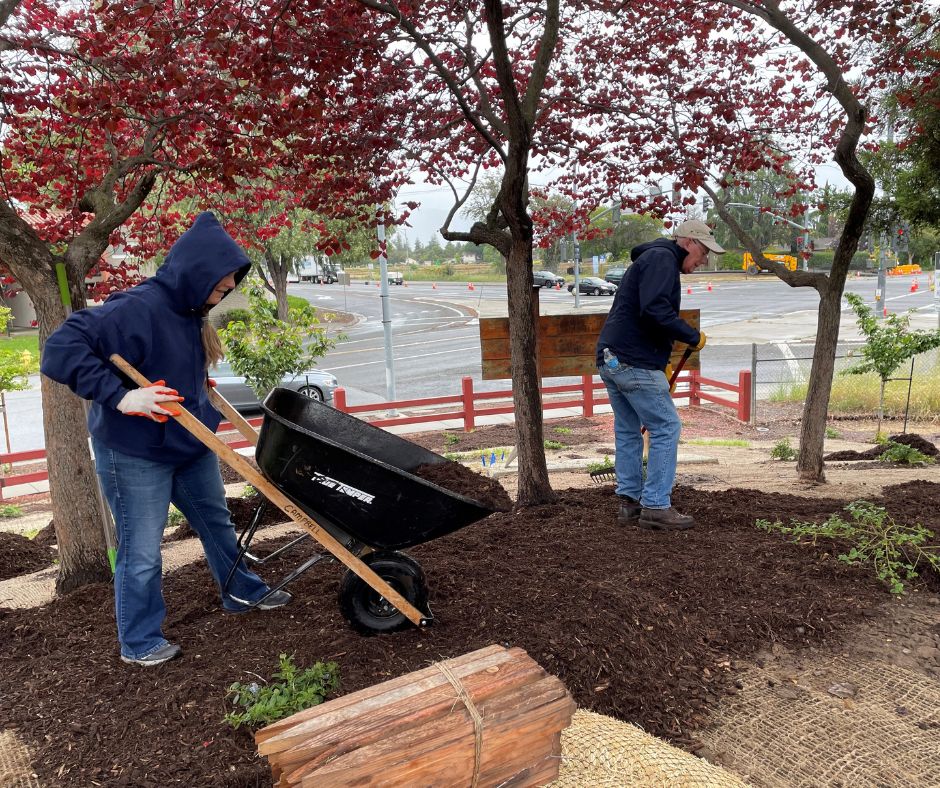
left=153, top=212, right=251, bottom=312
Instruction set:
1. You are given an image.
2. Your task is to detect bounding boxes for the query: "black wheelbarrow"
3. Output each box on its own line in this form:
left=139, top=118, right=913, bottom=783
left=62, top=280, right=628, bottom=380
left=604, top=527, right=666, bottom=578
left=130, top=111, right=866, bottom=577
left=111, top=356, right=496, bottom=634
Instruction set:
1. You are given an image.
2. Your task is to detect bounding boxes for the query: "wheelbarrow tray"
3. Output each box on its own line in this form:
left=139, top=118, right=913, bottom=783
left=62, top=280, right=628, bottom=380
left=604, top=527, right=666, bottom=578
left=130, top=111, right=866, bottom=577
left=257, top=387, right=494, bottom=551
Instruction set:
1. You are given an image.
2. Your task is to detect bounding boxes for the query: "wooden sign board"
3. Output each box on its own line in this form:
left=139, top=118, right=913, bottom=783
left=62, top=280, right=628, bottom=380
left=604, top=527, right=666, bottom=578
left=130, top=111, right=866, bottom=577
left=480, top=309, right=700, bottom=380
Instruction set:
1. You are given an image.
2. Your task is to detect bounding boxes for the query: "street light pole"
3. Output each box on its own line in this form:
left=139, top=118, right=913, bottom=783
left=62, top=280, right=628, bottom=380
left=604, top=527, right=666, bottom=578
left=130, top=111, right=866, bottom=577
left=376, top=207, right=397, bottom=414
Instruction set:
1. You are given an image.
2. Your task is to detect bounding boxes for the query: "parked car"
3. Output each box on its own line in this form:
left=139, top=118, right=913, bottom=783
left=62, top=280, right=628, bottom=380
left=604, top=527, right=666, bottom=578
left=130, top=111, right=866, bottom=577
left=387, top=271, right=404, bottom=285
left=604, top=267, right=626, bottom=286
left=567, top=276, right=617, bottom=296
left=210, top=359, right=338, bottom=413
left=532, top=270, right=565, bottom=288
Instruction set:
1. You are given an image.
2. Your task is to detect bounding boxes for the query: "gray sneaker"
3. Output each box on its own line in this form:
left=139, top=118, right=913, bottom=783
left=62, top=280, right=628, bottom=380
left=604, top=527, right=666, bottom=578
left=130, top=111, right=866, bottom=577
left=120, top=642, right=182, bottom=666
left=225, top=589, right=293, bottom=614
left=637, top=507, right=695, bottom=531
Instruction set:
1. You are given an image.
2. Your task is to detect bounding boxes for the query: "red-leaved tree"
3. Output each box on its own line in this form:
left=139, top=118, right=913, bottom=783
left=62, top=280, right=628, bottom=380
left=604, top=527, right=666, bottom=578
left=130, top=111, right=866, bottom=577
left=0, top=0, right=391, bottom=590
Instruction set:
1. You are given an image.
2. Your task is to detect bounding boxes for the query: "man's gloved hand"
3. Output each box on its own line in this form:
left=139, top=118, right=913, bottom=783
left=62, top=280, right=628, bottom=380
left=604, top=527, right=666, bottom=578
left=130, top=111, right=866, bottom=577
left=693, top=330, right=707, bottom=351
left=207, top=378, right=217, bottom=389
left=116, top=380, right=184, bottom=423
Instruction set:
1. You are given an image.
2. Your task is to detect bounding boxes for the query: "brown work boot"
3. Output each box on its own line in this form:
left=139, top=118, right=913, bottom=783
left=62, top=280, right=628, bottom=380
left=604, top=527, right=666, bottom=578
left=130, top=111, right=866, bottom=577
left=617, top=496, right=641, bottom=525
left=637, top=507, right=694, bottom=531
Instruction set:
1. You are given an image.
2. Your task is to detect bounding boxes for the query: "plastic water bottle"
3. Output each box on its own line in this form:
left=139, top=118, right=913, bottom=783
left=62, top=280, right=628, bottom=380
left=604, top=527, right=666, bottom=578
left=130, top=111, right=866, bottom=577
left=603, top=347, right=619, bottom=371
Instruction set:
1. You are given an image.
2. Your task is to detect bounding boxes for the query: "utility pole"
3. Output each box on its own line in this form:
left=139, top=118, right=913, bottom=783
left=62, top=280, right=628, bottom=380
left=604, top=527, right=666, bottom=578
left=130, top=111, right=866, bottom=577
left=876, top=231, right=887, bottom=320
left=376, top=207, right=397, bottom=413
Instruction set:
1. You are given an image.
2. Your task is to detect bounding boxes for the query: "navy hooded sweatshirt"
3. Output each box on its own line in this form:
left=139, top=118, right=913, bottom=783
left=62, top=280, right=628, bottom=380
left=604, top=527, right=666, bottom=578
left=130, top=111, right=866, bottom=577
left=40, top=212, right=251, bottom=464
left=595, top=238, right=701, bottom=370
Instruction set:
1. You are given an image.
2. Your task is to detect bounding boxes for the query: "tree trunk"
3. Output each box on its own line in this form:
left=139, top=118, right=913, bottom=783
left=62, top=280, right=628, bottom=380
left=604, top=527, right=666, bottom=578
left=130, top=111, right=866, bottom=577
left=796, top=285, right=844, bottom=482
left=505, top=239, right=554, bottom=506
left=34, top=279, right=111, bottom=592
left=877, top=378, right=886, bottom=440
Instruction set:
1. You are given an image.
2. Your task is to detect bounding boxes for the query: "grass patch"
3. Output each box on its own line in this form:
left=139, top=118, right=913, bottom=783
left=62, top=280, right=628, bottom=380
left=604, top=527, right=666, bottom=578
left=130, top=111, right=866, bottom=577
left=769, top=351, right=940, bottom=418
left=825, top=426, right=841, bottom=439
left=684, top=438, right=751, bottom=447
left=553, top=427, right=573, bottom=435
left=0, top=336, right=40, bottom=373
left=0, top=504, right=24, bottom=518
left=543, top=439, right=565, bottom=450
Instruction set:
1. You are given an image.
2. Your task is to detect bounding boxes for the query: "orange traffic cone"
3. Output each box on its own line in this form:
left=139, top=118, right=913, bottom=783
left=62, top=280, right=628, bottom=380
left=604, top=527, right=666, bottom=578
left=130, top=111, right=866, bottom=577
left=432, top=282, right=437, bottom=289
left=555, top=281, right=561, bottom=290
left=884, top=306, right=888, bottom=317
left=686, top=284, right=692, bottom=295
left=468, top=282, right=475, bottom=291
left=706, top=282, right=713, bottom=292
left=910, top=281, right=917, bottom=293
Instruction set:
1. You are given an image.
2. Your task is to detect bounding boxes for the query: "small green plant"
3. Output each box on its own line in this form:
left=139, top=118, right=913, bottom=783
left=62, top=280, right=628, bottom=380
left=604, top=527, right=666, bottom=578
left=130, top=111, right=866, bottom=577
left=543, top=439, right=565, bottom=450
left=587, top=456, right=614, bottom=473
left=878, top=441, right=934, bottom=465
left=166, top=506, right=186, bottom=528
left=241, top=484, right=257, bottom=498
left=770, top=438, right=796, bottom=461
left=757, top=501, right=940, bottom=594
left=225, top=654, right=339, bottom=729
left=0, top=504, right=23, bottom=518
left=553, top=426, right=573, bottom=435
left=443, top=431, right=460, bottom=446
left=825, top=426, right=841, bottom=439
left=685, top=438, right=751, bottom=447
left=874, top=431, right=889, bottom=445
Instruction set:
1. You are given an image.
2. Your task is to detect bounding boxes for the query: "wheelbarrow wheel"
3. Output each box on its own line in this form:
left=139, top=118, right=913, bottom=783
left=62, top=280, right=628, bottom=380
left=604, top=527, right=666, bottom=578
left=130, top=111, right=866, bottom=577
left=338, top=552, right=429, bottom=635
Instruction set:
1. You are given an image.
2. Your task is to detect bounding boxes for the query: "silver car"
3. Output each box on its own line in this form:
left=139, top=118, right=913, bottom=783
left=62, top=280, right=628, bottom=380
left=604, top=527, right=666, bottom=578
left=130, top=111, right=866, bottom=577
left=210, top=360, right=338, bottom=412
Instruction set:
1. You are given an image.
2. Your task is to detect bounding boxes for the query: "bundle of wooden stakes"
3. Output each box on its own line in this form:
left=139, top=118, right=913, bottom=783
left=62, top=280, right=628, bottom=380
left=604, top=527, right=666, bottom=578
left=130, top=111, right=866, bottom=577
left=255, top=644, right=577, bottom=787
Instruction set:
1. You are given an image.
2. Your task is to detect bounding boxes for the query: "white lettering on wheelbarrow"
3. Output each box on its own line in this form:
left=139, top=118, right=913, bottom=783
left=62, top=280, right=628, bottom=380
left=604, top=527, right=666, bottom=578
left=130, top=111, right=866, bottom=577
left=310, top=472, right=375, bottom=504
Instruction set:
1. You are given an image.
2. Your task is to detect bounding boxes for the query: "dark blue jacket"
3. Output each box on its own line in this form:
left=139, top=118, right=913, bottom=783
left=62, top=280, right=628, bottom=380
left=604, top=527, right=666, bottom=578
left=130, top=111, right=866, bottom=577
left=595, top=239, right=701, bottom=370
left=41, top=212, right=251, bottom=464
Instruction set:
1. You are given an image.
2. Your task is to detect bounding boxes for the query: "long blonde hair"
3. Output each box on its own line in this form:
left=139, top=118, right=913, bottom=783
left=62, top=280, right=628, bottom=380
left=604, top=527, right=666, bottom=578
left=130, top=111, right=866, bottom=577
left=201, top=316, right=224, bottom=370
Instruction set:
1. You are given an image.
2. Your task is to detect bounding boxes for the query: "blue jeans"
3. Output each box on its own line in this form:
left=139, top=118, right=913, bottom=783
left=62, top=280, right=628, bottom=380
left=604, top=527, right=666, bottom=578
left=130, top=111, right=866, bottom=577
left=598, top=363, right=681, bottom=509
left=93, top=439, right=271, bottom=660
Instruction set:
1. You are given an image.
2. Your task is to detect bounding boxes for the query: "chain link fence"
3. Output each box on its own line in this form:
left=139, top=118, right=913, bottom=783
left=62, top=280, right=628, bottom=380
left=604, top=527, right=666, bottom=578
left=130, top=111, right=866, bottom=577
left=749, top=341, right=940, bottom=425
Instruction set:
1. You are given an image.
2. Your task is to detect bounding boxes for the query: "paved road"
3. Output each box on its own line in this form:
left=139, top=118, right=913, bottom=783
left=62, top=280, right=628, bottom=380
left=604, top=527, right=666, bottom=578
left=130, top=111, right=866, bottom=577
left=8, top=273, right=938, bottom=452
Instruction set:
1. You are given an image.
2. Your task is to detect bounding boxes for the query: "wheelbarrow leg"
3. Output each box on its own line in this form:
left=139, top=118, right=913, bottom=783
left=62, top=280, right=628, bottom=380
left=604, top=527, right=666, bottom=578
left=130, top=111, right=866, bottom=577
left=110, top=354, right=432, bottom=630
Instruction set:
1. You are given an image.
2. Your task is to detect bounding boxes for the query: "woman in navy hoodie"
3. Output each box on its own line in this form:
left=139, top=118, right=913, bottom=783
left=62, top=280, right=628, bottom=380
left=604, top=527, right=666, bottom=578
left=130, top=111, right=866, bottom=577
left=41, top=212, right=290, bottom=666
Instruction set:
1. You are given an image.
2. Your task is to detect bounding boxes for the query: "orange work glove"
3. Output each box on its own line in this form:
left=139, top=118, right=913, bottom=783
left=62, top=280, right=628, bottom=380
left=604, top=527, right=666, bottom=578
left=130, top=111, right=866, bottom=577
left=116, top=380, right=184, bottom=423
left=693, top=330, right=707, bottom=351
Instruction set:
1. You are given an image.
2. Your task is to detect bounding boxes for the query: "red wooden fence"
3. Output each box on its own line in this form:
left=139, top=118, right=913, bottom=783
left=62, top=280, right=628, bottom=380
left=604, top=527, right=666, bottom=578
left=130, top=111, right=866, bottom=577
left=0, top=370, right=750, bottom=498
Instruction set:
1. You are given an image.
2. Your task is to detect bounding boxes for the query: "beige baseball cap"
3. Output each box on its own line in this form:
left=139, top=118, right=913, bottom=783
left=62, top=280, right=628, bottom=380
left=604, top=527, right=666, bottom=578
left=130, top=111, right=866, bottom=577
left=674, top=219, right=725, bottom=254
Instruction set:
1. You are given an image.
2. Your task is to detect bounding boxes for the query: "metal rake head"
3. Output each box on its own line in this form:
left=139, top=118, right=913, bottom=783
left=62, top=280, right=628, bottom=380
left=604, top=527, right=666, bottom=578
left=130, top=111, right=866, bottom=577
left=589, top=469, right=616, bottom=484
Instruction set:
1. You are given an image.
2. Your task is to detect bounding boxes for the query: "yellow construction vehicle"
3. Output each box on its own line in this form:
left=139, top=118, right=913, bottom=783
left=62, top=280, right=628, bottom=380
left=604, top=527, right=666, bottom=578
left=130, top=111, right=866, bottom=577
left=743, top=252, right=798, bottom=275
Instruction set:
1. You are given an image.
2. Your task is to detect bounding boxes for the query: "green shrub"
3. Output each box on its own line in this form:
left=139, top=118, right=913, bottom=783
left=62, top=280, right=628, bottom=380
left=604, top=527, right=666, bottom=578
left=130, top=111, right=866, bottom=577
left=825, top=426, right=841, bottom=439
left=879, top=441, right=934, bottom=465
left=757, top=501, right=940, bottom=594
left=0, top=504, right=23, bottom=518
left=224, top=654, right=339, bottom=729
left=587, top=456, right=614, bottom=473
left=219, top=308, right=253, bottom=328
left=543, top=439, right=565, bottom=450
left=770, top=438, right=796, bottom=461
left=443, top=431, right=460, bottom=446
left=166, top=506, right=186, bottom=528
left=553, top=426, right=573, bottom=435
left=241, top=484, right=257, bottom=498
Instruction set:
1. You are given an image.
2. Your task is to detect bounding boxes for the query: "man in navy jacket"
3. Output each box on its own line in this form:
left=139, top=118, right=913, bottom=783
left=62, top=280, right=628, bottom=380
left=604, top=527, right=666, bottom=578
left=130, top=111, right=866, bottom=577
left=596, top=220, right=722, bottom=530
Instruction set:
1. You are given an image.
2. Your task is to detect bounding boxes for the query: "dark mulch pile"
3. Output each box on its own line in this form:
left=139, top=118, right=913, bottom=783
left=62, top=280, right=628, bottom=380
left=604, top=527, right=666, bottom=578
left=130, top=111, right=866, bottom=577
left=32, top=521, right=56, bottom=547
left=6, top=481, right=938, bottom=787
left=825, top=433, right=939, bottom=461
left=407, top=416, right=610, bottom=453
left=163, top=495, right=284, bottom=543
left=0, top=532, right=54, bottom=581
left=413, top=461, right=513, bottom=512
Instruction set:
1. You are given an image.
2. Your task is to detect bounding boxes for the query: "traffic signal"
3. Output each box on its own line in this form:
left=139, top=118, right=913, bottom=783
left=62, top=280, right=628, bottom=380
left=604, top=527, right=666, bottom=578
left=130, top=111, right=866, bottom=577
left=611, top=201, right=620, bottom=226
left=895, top=223, right=909, bottom=251
left=702, top=196, right=711, bottom=213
